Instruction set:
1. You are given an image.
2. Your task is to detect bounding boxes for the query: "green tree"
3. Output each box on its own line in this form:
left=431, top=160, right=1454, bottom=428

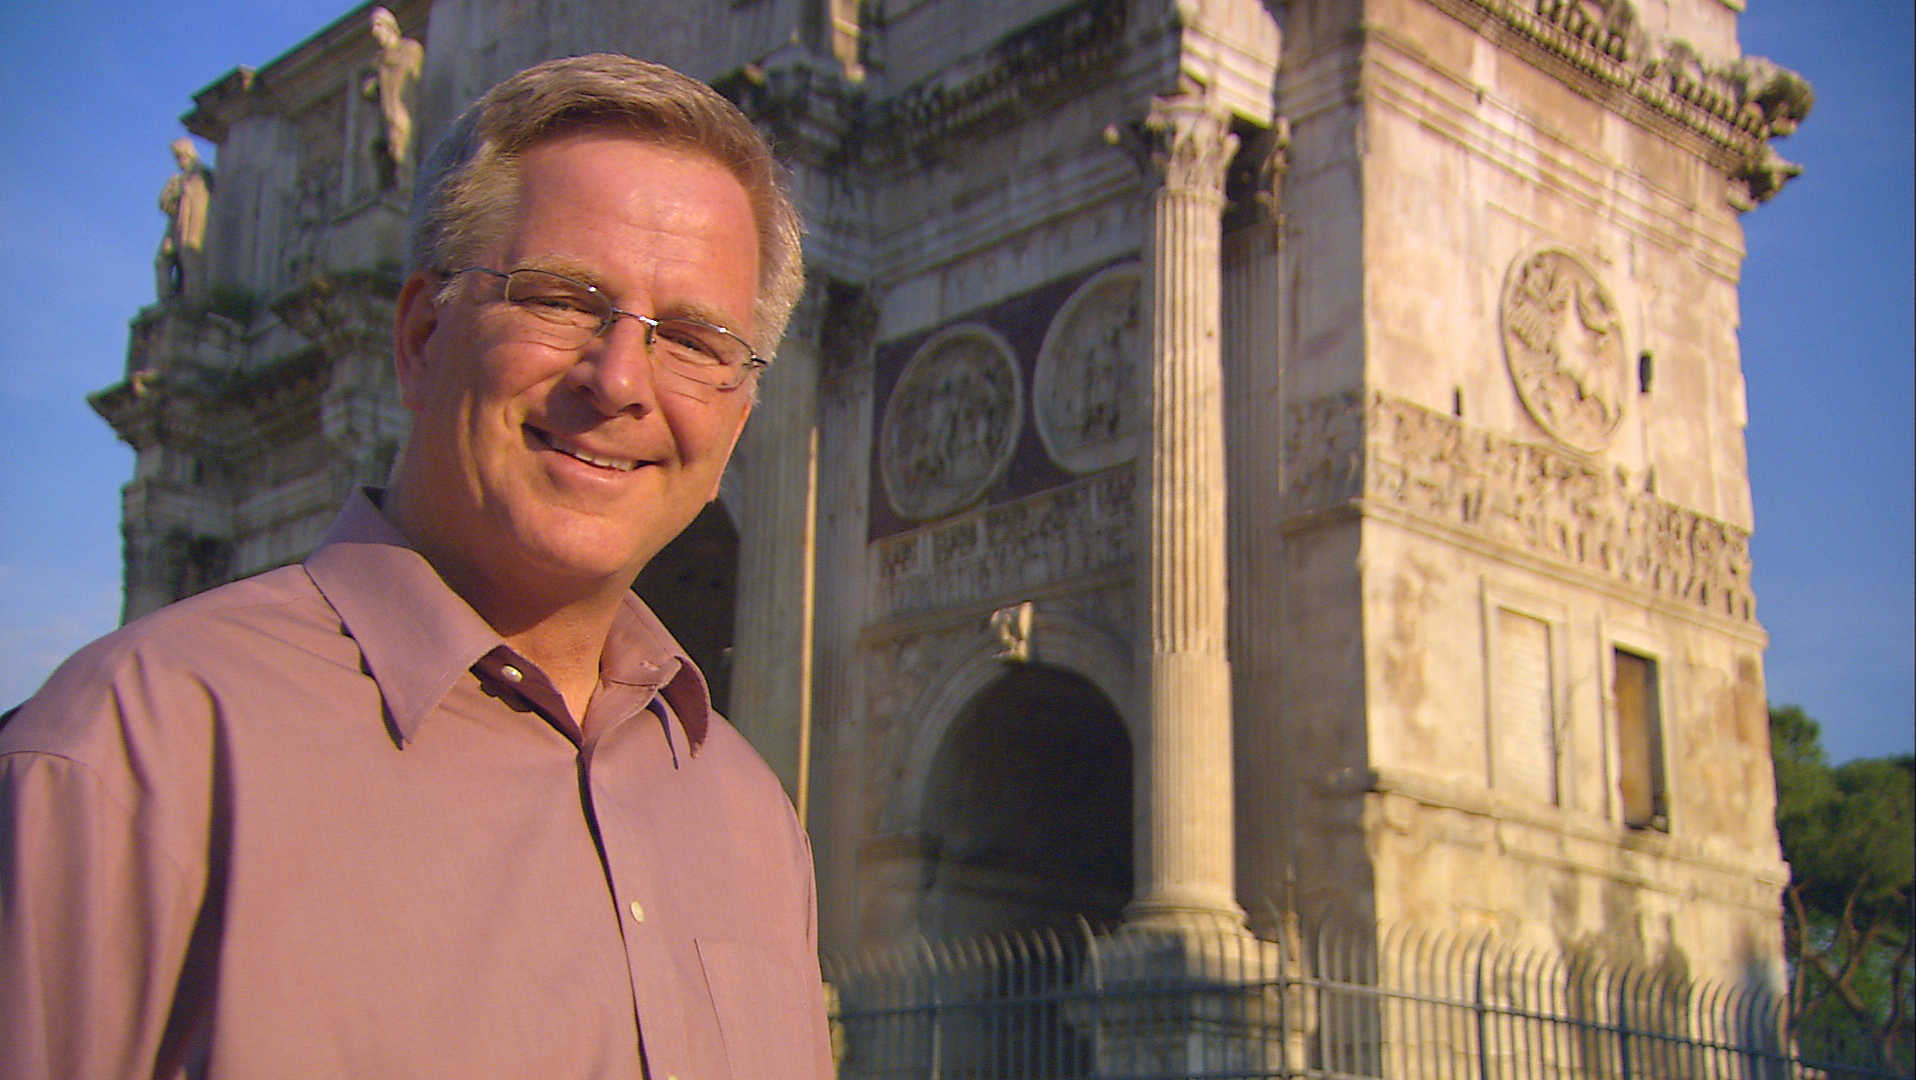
left=1770, top=704, right=1914, bottom=1069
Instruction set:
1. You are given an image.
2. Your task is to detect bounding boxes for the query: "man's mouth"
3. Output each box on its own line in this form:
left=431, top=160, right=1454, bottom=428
left=529, top=427, right=643, bottom=472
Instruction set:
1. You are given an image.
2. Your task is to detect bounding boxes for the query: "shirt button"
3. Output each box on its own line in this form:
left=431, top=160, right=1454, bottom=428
left=500, top=664, right=523, bottom=683
left=629, top=900, right=645, bottom=924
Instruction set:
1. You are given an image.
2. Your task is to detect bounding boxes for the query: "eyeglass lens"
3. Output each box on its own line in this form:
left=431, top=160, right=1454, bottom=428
left=495, top=268, right=754, bottom=388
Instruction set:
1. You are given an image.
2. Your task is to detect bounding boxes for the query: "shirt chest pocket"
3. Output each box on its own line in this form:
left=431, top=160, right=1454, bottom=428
left=695, top=938, right=820, bottom=1079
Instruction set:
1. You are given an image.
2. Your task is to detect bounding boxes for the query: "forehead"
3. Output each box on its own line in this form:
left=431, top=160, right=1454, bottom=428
left=509, top=129, right=750, bottom=217
left=498, top=131, right=761, bottom=324
left=526, top=126, right=753, bottom=218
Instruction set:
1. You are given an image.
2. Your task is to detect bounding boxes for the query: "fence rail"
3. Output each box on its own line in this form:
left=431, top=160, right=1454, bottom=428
left=823, top=913, right=1903, bottom=1079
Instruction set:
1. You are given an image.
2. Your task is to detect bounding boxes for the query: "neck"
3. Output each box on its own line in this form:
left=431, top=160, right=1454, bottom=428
left=493, top=602, right=621, bottom=719
left=382, top=485, right=628, bottom=720
left=449, top=563, right=626, bottom=720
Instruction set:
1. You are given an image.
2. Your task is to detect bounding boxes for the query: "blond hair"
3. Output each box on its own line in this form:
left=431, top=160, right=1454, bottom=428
left=409, top=54, right=805, bottom=352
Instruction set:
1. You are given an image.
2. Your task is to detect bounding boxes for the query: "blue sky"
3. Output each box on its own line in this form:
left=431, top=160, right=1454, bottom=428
left=1, top=3, right=1909, bottom=765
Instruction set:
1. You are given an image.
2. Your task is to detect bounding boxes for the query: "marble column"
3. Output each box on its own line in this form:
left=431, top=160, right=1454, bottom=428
left=1223, top=125, right=1293, bottom=927
left=1126, top=92, right=1244, bottom=932
left=727, top=284, right=823, bottom=819
left=804, top=281, right=878, bottom=954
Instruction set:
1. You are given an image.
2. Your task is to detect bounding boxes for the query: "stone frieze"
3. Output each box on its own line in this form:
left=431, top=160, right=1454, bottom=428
left=1284, top=391, right=1754, bottom=622
left=872, top=468, right=1135, bottom=621
left=1280, top=390, right=1368, bottom=515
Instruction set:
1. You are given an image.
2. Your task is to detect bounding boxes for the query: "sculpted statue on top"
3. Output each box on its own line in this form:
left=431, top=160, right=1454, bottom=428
left=155, top=137, right=211, bottom=300
left=364, top=7, right=423, bottom=189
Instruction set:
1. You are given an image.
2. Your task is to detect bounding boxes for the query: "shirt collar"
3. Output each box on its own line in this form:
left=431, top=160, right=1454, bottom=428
left=305, top=489, right=503, bottom=744
left=604, top=589, right=712, bottom=754
left=304, top=489, right=712, bottom=752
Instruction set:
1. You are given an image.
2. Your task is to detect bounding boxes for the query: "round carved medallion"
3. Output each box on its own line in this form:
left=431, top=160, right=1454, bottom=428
left=1034, top=263, right=1144, bottom=474
left=880, top=324, right=1023, bottom=521
left=1499, top=248, right=1628, bottom=454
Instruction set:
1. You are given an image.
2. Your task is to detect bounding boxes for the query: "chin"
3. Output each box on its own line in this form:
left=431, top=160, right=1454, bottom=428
left=535, top=542, right=652, bottom=590
left=502, top=519, right=649, bottom=591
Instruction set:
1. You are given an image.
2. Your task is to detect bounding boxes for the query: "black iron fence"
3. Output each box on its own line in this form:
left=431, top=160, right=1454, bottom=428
left=823, top=912, right=1904, bottom=1079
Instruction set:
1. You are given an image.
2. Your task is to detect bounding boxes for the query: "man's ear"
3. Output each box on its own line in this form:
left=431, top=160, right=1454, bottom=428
left=393, top=271, right=440, bottom=412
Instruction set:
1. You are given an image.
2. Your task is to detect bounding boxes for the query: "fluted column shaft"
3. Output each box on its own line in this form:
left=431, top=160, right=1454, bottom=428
left=728, top=286, right=823, bottom=818
left=1127, top=95, right=1244, bottom=931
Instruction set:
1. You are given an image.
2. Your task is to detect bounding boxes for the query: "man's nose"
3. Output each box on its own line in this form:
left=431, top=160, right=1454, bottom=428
left=567, top=317, right=660, bottom=415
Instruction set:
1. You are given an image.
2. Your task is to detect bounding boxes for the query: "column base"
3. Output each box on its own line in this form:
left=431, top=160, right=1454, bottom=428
left=1124, top=887, right=1246, bottom=935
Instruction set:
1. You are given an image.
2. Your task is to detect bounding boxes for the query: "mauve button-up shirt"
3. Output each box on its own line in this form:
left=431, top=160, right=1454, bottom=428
left=0, top=490, right=832, bottom=1080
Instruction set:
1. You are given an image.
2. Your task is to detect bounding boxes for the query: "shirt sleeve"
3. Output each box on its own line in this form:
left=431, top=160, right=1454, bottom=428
left=0, top=750, right=207, bottom=1080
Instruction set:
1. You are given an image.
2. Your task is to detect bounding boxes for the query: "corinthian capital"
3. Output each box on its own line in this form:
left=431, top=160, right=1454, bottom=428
left=1138, top=92, right=1238, bottom=200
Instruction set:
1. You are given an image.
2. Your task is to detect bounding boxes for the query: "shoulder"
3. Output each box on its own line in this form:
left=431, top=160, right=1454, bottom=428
left=698, top=712, right=797, bottom=809
left=63, top=565, right=331, bottom=682
left=0, top=568, right=333, bottom=881
left=694, top=712, right=815, bottom=873
left=1, top=566, right=339, bottom=772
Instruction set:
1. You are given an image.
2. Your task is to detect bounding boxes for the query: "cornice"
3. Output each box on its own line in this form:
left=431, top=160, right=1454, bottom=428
left=714, top=57, right=861, bottom=172
left=222, top=348, right=332, bottom=429
left=270, top=271, right=404, bottom=351
left=856, top=0, right=1129, bottom=168
left=1423, top=0, right=1811, bottom=205
left=1355, top=765, right=1791, bottom=899
left=89, top=346, right=330, bottom=456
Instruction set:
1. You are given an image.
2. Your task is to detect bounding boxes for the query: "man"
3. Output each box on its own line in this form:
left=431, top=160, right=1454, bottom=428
left=1, top=54, right=827, bottom=1079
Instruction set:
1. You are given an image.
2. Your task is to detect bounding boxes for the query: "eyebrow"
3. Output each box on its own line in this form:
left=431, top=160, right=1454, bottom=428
left=513, top=256, right=605, bottom=289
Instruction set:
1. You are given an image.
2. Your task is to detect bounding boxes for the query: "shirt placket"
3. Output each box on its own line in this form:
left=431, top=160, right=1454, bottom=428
left=582, top=695, right=694, bottom=1080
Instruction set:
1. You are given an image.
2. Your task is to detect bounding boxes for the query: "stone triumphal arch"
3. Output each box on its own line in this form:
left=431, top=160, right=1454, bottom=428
left=99, top=0, right=1810, bottom=994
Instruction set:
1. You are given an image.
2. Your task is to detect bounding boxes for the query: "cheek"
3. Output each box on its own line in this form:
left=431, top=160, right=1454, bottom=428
left=655, top=366, right=725, bottom=405
left=447, top=344, right=546, bottom=420
left=668, top=399, right=747, bottom=466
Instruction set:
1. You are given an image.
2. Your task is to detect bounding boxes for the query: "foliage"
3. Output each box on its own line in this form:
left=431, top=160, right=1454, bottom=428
left=1771, top=704, right=1915, bottom=1070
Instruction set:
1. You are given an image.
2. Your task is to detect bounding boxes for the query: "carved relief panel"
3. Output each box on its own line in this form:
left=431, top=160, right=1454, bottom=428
left=867, top=260, right=1148, bottom=622
left=1033, top=262, right=1143, bottom=474
left=879, top=324, right=1024, bottom=522
left=1500, top=247, right=1628, bottom=455
left=1362, top=391, right=1754, bottom=621
left=1280, top=390, right=1753, bottom=622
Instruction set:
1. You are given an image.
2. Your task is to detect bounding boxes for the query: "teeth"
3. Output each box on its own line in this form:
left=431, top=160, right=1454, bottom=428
left=563, top=446, right=638, bottom=471
left=538, top=430, right=640, bottom=471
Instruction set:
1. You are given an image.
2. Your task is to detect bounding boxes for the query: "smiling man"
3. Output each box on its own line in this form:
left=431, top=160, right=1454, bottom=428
left=0, top=56, right=829, bottom=1079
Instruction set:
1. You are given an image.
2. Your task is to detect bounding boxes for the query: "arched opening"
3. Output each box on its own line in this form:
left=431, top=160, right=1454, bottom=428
left=918, top=663, right=1132, bottom=939
left=633, top=501, right=738, bottom=715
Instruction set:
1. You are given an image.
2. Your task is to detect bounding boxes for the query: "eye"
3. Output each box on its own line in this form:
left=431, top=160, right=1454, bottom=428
left=653, top=319, right=730, bottom=364
left=503, top=271, right=604, bottom=325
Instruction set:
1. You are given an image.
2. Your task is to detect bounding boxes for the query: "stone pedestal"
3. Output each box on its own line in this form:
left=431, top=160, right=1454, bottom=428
left=1071, top=926, right=1294, bottom=1076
